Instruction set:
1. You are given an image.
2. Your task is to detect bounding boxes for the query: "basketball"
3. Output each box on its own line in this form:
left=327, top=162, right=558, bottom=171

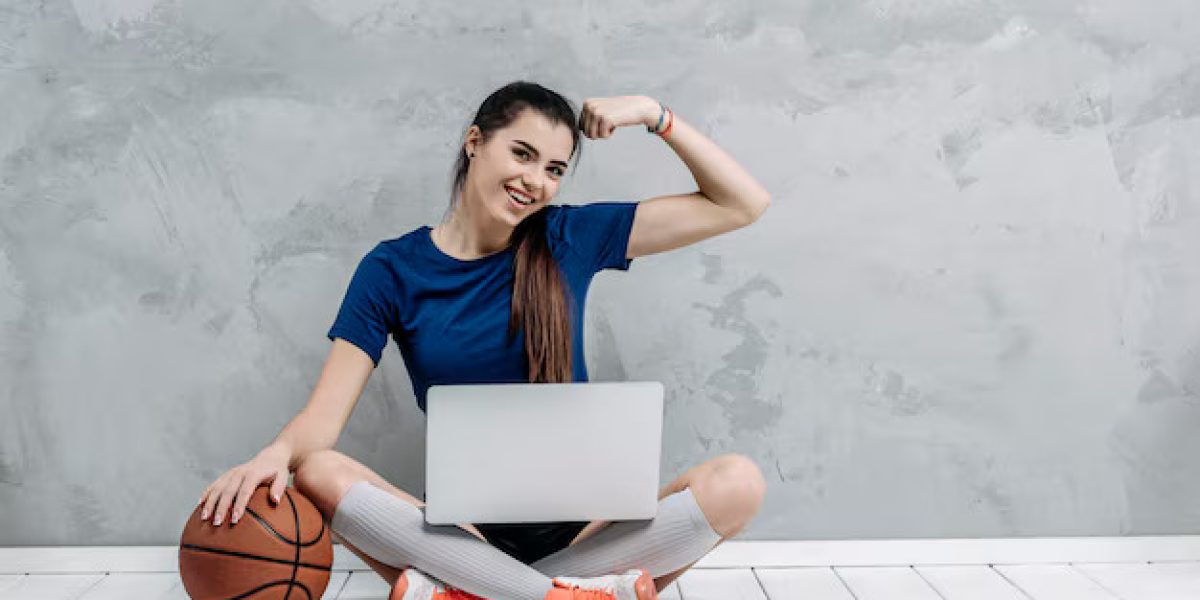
left=178, top=485, right=333, bottom=599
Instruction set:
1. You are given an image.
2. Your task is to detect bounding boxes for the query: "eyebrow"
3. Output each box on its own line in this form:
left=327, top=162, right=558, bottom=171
left=513, top=140, right=569, bottom=169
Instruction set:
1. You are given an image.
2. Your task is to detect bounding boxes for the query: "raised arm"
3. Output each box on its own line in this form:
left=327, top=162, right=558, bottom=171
left=578, top=95, right=772, bottom=260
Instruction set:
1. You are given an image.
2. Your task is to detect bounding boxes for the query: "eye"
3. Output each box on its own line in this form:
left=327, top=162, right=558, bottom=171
left=515, top=148, right=564, bottom=177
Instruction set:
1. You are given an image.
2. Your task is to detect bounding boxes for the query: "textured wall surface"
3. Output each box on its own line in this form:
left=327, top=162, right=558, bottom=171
left=2, top=0, right=1199, bottom=545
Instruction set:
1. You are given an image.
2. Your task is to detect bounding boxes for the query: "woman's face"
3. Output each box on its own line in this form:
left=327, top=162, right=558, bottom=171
left=465, top=109, right=575, bottom=228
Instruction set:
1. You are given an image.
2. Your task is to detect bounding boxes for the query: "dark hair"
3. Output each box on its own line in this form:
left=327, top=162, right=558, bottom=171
left=447, top=81, right=583, bottom=383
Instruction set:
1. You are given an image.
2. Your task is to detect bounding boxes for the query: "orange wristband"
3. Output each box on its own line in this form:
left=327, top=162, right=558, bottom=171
left=656, top=108, right=674, bottom=137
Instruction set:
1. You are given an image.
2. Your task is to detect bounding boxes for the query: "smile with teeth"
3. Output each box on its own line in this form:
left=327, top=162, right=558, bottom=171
left=506, top=187, right=534, bottom=206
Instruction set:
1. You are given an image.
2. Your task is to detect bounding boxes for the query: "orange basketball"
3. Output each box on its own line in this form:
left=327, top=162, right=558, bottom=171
left=179, top=485, right=333, bottom=599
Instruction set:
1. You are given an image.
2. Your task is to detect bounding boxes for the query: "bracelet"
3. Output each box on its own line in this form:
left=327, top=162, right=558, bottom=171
left=647, top=102, right=667, bottom=133
left=657, top=107, right=674, bottom=137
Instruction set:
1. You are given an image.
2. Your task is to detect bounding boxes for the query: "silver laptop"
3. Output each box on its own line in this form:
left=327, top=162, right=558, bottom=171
left=423, top=381, right=664, bottom=525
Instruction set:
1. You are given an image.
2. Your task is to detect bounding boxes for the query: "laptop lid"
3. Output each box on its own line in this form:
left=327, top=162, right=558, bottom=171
left=424, top=381, right=664, bottom=525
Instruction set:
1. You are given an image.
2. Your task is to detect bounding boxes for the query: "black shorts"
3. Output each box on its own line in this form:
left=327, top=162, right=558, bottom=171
left=474, top=520, right=590, bottom=565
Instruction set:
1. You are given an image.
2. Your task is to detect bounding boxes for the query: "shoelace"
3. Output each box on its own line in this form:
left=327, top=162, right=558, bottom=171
left=553, top=579, right=618, bottom=600
left=564, top=587, right=616, bottom=600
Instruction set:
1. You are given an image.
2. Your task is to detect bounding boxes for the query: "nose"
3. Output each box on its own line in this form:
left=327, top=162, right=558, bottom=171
left=521, top=172, right=542, bottom=196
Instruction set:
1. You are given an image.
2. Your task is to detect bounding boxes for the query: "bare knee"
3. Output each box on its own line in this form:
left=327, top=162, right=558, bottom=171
left=691, top=453, right=767, bottom=538
left=293, top=449, right=359, bottom=520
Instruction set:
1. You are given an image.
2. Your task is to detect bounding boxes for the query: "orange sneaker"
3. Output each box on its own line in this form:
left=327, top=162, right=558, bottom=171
left=544, top=568, right=658, bottom=600
left=389, top=567, right=488, bottom=600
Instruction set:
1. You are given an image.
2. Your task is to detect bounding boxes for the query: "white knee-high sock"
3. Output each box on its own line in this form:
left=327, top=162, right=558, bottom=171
left=529, top=487, right=723, bottom=578
left=330, top=480, right=553, bottom=600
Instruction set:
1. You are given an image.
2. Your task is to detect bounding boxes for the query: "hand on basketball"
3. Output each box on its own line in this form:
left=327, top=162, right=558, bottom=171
left=198, top=445, right=291, bottom=526
left=578, top=95, right=662, bottom=139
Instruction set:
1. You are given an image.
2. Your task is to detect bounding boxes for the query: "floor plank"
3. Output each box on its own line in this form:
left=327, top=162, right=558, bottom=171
left=1074, top=561, right=1200, bottom=600
left=658, top=582, right=683, bottom=600
left=76, top=573, right=186, bottom=599
left=835, top=566, right=943, bottom=599
left=676, top=569, right=768, bottom=600
left=335, top=570, right=391, bottom=599
left=754, top=567, right=855, bottom=599
left=323, top=572, right=351, bottom=599
left=0, top=574, right=105, bottom=600
left=0, top=576, right=26, bottom=596
left=915, top=565, right=1028, bottom=599
left=995, top=564, right=1118, bottom=599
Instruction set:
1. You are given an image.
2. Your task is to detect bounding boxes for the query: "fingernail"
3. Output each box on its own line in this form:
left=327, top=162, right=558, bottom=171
left=201, top=509, right=208, bottom=519
left=214, top=516, right=221, bottom=525
left=272, top=494, right=279, bottom=502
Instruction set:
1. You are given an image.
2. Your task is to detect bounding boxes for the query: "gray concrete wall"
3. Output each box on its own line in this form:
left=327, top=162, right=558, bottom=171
left=2, top=0, right=1198, bottom=545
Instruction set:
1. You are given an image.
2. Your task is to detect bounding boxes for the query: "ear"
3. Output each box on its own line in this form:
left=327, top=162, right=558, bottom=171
left=464, top=125, right=482, bottom=156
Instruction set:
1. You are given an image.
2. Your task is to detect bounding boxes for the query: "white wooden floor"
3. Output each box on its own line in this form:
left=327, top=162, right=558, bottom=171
left=4, top=537, right=1200, bottom=599
left=7, top=565, right=1200, bottom=600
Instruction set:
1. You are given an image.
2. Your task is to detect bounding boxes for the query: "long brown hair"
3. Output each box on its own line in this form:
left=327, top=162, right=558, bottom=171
left=446, top=81, right=583, bottom=383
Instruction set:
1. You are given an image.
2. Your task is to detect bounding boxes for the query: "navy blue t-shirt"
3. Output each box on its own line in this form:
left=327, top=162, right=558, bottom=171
left=327, top=201, right=639, bottom=413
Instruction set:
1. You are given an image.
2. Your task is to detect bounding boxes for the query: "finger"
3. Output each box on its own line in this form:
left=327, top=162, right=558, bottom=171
left=231, top=477, right=259, bottom=525
left=587, top=115, right=598, bottom=138
left=200, top=476, right=227, bottom=521
left=213, top=473, right=245, bottom=526
left=583, top=106, right=596, bottom=138
left=202, top=489, right=221, bottom=523
left=269, top=471, right=287, bottom=505
left=599, top=117, right=614, bottom=138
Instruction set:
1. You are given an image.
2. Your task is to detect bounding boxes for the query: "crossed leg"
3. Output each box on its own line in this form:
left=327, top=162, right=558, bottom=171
left=294, top=450, right=766, bottom=595
left=560, top=453, right=768, bottom=593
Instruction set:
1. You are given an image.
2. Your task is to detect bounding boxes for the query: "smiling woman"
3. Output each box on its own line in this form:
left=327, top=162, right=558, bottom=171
left=313, top=82, right=674, bottom=599
left=200, top=79, right=768, bottom=600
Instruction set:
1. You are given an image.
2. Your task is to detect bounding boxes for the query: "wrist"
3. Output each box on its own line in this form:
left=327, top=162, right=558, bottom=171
left=643, top=97, right=665, bottom=130
left=261, top=441, right=293, bottom=465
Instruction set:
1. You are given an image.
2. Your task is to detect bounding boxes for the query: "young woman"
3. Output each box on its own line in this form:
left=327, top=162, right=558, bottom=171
left=198, top=81, right=771, bottom=600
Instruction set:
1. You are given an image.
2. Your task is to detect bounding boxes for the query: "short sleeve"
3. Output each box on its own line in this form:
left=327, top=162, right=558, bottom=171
left=326, top=243, right=402, bottom=367
left=556, top=201, right=639, bottom=273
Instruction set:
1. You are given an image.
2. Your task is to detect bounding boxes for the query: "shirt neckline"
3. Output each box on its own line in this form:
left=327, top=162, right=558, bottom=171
left=419, top=225, right=513, bottom=265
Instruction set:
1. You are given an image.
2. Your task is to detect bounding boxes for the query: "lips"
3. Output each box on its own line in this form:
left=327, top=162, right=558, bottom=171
left=505, top=186, right=534, bottom=205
